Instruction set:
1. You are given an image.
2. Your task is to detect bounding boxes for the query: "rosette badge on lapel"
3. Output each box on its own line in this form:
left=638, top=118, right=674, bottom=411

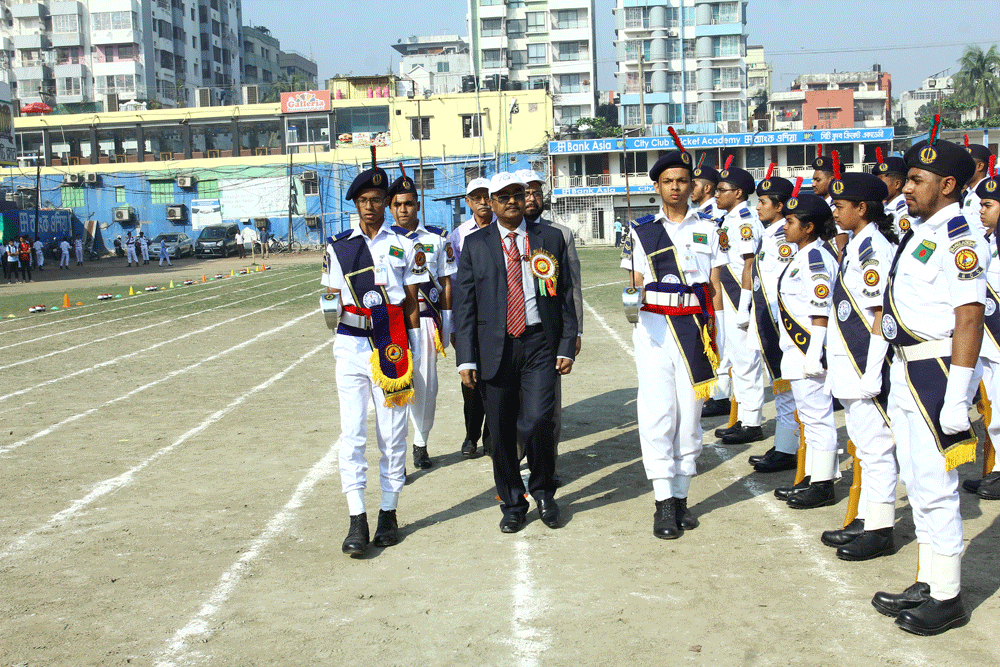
left=529, top=248, right=559, bottom=296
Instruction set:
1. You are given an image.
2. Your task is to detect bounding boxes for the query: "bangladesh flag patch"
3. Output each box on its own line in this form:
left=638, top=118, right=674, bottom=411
left=693, top=233, right=708, bottom=245
left=912, top=240, right=936, bottom=263
left=389, top=246, right=404, bottom=258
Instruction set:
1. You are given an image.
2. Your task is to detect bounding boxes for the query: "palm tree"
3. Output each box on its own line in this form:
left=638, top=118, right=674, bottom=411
left=954, top=45, right=1000, bottom=119
left=261, top=72, right=311, bottom=103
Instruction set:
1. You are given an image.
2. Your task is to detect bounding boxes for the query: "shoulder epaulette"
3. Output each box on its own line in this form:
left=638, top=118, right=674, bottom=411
left=739, top=208, right=752, bottom=219
left=425, top=225, right=448, bottom=237
left=808, top=248, right=825, bottom=272
left=701, top=203, right=713, bottom=214
left=858, top=237, right=874, bottom=263
left=896, top=200, right=906, bottom=211
left=947, top=216, right=970, bottom=240
left=697, top=210, right=713, bottom=221
left=633, top=214, right=656, bottom=227
left=775, top=227, right=785, bottom=240
left=391, top=225, right=418, bottom=240
left=332, top=230, right=352, bottom=243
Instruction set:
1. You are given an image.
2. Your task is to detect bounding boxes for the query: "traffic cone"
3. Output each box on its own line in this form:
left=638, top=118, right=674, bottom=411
left=169, top=280, right=174, bottom=288
left=230, top=269, right=235, bottom=277
left=63, top=293, right=70, bottom=308
left=129, top=286, right=134, bottom=296
left=202, top=275, right=207, bottom=283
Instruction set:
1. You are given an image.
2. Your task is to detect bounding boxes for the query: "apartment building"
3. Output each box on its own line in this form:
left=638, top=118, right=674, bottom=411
left=242, top=24, right=277, bottom=87
left=392, top=34, right=470, bottom=96
left=278, top=50, right=317, bottom=87
left=768, top=67, right=892, bottom=131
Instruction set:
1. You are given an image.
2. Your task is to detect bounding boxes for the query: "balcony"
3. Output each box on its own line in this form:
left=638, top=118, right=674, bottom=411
left=12, top=2, right=47, bottom=19
left=50, top=1, right=81, bottom=16
left=52, top=30, right=83, bottom=47
left=14, top=63, right=52, bottom=81
left=90, top=28, right=139, bottom=46
left=13, top=33, right=51, bottom=50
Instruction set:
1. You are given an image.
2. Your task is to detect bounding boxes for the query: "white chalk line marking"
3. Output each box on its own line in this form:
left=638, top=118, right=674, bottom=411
left=0, top=400, right=36, bottom=417
left=0, top=296, right=316, bottom=456
left=499, top=539, right=551, bottom=667
left=582, top=280, right=626, bottom=290
left=0, top=338, right=327, bottom=562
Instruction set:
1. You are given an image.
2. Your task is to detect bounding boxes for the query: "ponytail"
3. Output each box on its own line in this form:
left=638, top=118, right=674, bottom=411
left=862, top=200, right=899, bottom=244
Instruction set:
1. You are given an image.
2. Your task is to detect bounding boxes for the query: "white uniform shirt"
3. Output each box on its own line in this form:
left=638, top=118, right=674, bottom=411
left=718, top=201, right=764, bottom=272
left=778, top=238, right=838, bottom=379
left=242, top=227, right=259, bottom=245
left=322, top=220, right=422, bottom=305
left=32, top=240, right=43, bottom=254
left=885, top=202, right=988, bottom=343
left=884, top=193, right=911, bottom=237
left=983, top=232, right=1000, bottom=362
left=126, top=236, right=135, bottom=248
left=59, top=240, right=70, bottom=253
left=411, top=225, right=457, bottom=284
left=750, top=219, right=797, bottom=333
left=965, top=178, right=989, bottom=235
left=137, top=236, right=147, bottom=249
left=828, top=223, right=894, bottom=358
left=697, top=197, right=723, bottom=223
left=74, top=238, right=83, bottom=251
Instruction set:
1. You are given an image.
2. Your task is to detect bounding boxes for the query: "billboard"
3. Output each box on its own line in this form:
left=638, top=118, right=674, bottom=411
left=0, top=80, right=15, bottom=167
left=281, top=90, right=331, bottom=114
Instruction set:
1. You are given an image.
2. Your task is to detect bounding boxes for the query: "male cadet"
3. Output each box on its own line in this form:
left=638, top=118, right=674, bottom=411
left=622, top=135, right=726, bottom=539
left=450, top=177, right=493, bottom=459
left=323, top=157, right=423, bottom=557
left=812, top=145, right=846, bottom=255
left=873, top=149, right=912, bottom=237
left=963, top=141, right=994, bottom=234
left=137, top=231, right=149, bottom=265
left=871, top=135, right=985, bottom=634
left=387, top=166, right=457, bottom=470
left=712, top=164, right=766, bottom=444
left=125, top=232, right=138, bottom=267
left=691, top=163, right=722, bottom=220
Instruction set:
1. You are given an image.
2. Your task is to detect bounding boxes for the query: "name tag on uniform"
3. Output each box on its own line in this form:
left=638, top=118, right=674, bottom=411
left=374, top=262, right=389, bottom=285
left=682, top=245, right=698, bottom=274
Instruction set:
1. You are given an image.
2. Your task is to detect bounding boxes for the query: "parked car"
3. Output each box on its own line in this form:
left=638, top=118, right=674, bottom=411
left=149, top=233, right=195, bottom=259
left=194, top=224, right=240, bottom=258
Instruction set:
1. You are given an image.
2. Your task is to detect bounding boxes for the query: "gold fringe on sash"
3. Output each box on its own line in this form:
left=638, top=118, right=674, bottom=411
left=977, top=382, right=996, bottom=476
left=433, top=326, right=446, bottom=357
left=693, top=379, right=718, bottom=402
left=843, top=440, right=862, bottom=528
left=772, top=379, right=791, bottom=394
left=944, top=439, right=977, bottom=472
left=793, top=410, right=807, bottom=486
left=700, top=322, right=720, bottom=369
left=369, top=349, right=415, bottom=407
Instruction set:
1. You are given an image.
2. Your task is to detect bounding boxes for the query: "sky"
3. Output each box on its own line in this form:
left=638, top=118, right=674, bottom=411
left=241, top=0, right=995, bottom=97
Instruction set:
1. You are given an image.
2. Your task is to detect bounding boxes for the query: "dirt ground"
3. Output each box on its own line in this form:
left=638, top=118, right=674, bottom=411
left=0, top=247, right=997, bottom=667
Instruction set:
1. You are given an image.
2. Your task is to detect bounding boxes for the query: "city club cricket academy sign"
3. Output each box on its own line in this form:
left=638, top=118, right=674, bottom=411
left=281, top=90, right=331, bottom=114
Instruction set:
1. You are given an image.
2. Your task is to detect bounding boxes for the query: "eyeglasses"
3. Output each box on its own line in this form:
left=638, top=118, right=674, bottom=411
left=356, top=196, right=384, bottom=207
left=467, top=193, right=489, bottom=203
left=492, top=192, right=526, bottom=204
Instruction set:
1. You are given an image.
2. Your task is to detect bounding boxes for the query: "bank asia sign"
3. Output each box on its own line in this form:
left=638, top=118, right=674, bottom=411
left=549, top=127, right=895, bottom=154
left=281, top=90, right=331, bottom=114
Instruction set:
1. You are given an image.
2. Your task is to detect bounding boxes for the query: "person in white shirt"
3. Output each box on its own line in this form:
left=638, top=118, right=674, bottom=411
left=962, top=142, right=994, bottom=235
left=234, top=227, right=245, bottom=259
left=59, top=237, right=71, bottom=268
left=137, top=232, right=149, bottom=265
left=32, top=238, right=44, bottom=271
left=125, top=232, right=138, bottom=267
left=874, top=153, right=911, bottom=237
left=158, top=236, right=173, bottom=266
left=241, top=224, right=259, bottom=263
left=73, top=235, right=84, bottom=265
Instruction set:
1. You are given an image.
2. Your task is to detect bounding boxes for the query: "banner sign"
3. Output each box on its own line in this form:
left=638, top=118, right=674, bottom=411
left=281, top=90, right=331, bottom=114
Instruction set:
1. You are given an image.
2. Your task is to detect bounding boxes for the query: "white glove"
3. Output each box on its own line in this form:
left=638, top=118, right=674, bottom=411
left=439, top=309, right=453, bottom=350
left=940, top=364, right=975, bottom=435
left=735, top=289, right=752, bottom=331
left=803, top=323, right=826, bottom=377
left=407, top=328, right=421, bottom=363
left=713, top=309, right=725, bottom=362
left=858, top=334, right=890, bottom=399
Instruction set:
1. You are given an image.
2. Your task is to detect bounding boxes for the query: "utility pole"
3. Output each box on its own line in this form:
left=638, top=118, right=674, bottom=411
left=287, top=150, right=293, bottom=246
left=417, top=95, right=426, bottom=227
left=638, top=53, right=646, bottom=136
left=34, top=151, right=40, bottom=241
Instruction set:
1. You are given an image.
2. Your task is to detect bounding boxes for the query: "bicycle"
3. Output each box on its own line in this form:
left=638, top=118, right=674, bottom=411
left=266, top=237, right=303, bottom=253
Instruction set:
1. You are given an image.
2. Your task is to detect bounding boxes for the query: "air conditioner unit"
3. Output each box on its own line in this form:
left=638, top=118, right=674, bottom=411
left=4, top=191, right=14, bottom=202
left=667, top=28, right=679, bottom=37
left=114, top=207, right=134, bottom=222
left=177, top=176, right=195, bottom=188
left=85, top=172, right=99, bottom=184
left=63, top=174, right=82, bottom=185
left=167, top=204, right=187, bottom=221
left=727, top=120, right=741, bottom=133
left=242, top=84, right=259, bottom=105
left=304, top=215, right=320, bottom=228
left=196, top=87, right=212, bottom=107
left=301, top=170, right=318, bottom=182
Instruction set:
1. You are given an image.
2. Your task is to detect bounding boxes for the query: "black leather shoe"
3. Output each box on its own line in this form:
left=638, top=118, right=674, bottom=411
left=702, top=398, right=731, bottom=418
left=787, top=480, right=835, bottom=509
left=821, top=517, right=863, bottom=547
left=461, top=439, right=477, bottom=458
left=749, top=447, right=774, bottom=465
left=500, top=512, right=527, bottom=533
left=962, top=478, right=982, bottom=493
left=653, top=498, right=683, bottom=540
left=538, top=498, right=560, bottom=528
left=753, top=449, right=798, bottom=473
left=722, top=425, right=765, bottom=444
left=372, top=509, right=399, bottom=547
left=714, top=420, right=741, bottom=438
left=675, top=497, right=699, bottom=530
left=977, top=472, right=1000, bottom=499
left=775, top=476, right=810, bottom=500
left=413, top=445, right=432, bottom=469
left=896, top=595, right=969, bottom=635
left=837, top=527, right=894, bottom=561
left=342, top=513, right=370, bottom=557
left=872, top=582, right=931, bottom=618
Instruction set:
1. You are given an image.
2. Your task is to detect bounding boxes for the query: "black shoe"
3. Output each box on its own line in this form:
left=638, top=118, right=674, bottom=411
left=342, top=513, right=370, bottom=557
left=832, top=398, right=844, bottom=412
left=896, top=595, right=969, bottom=636
left=500, top=512, right=527, bottom=534
left=653, top=498, right=683, bottom=540
left=962, top=478, right=982, bottom=493
left=821, top=517, right=863, bottom=547
left=461, top=439, right=477, bottom=458
left=372, top=509, right=399, bottom=547
left=714, top=420, right=741, bottom=438
left=702, top=398, right=731, bottom=418
left=872, top=582, right=931, bottom=618
left=722, top=425, right=764, bottom=445
left=753, top=449, right=798, bottom=473
left=787, top=480, right=835, bottom=509
left=413, top=445, right=432, bottom=469
left=837, top=528, right=895, bottom=561
left=977, top=471, right=1000, bottom=499
left=775, top=476, right=810, bottom=500
left=749, top=447, right=774, bottom=465
left=538, top=497, right=560, bottom=528
left=675, top=497, right=699, bottom=530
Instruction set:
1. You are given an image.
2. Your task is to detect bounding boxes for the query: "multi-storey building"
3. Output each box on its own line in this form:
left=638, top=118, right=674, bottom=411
left=768, top=68, right=892, bottom=131
left=242, top=25, right=278, bottom=87
left=899, top=75, right=954, bottom=129
left=278, top=50, right=317, bottom=87
left=467, top=0, right=597, bottom=128
left=392, top=34, right=470, bottom=96
left=613, top=0, right=749, bottom=133
left=746, top=44, right=769, bottom=101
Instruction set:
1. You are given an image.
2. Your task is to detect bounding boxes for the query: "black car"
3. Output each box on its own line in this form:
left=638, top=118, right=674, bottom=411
left=195, top=224, right=239, bottom=258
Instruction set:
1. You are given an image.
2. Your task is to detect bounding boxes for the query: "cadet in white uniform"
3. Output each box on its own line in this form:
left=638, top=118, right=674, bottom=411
left=323, top=163, right=423, bottom=557
left=73, top=235, right=83, bottom=265
left=138, top=232, right=149, bottom=264
left=691, top=164, right=722, bottom=221
left=874, top=154, right=912, bottom=238
left=871, top=138, right=985, bottom=635
left=32, top=238, right=44, bottom=270
left=125, top=232, right=138, bottom=266
left=59, top=238, right=70, bottom=268
left=387, top=169, right=457, bottom=470
left=822, top=172, right=900, bottom=560
left=621, top=146, right=726, bottom=539
left=962, top=143, right=993, bottom=235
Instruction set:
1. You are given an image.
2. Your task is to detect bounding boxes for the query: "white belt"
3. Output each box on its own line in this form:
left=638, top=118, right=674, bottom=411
left=418, top=302, right=434, bottom=314
left=340, top=311, right=372, bottom=330
left=895, top=338, right=952, bottom=362
left=644, top=291, right=700, bottom=308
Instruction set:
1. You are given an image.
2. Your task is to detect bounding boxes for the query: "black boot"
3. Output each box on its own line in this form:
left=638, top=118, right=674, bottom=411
left=896, top=595, right=969, bottom=635
left=837, top=527, right=894, bottom=561
left=786, top=480, right=835, bottom=509
left=413, top=445, right=432, bottom=469
left=701, top=398, right=731, bottom=418
left=872, top=582, right=931, bottom=618
left=653, top=498, right=683, bottom=540
left=753, top=449, right=797, bottom=473
left=372, top=509, right=399, bottom=547
left=820, top=517, right=863, bottom=547
left=675, top=497, right=699, bottom=530
left=977, top=471, right=1000, bottom=499
left=774, top=476, right=810, bottom=500
left=722, top=424, right=764, bottom=444
left=749, top=447, right=774, bottom=465
left=714, top=420, right=741, bottom=438
left=342, top=513, right=370, bottom=557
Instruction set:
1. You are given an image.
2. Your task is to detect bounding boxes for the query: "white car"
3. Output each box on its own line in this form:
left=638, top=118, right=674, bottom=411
left=149, top=233, right=195, bottom=259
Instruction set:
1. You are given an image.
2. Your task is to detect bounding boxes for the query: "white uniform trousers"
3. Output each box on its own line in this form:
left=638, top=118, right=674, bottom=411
left=981, top=358, right=1000, bottom=474
left=35, top=249, right=44, bottom=267
left=334, top=333, right=407, bottom=495
left=408, top=315, right=438, bottom=448
left=773, top=389, right=800, bottom=454
left=126, top=246, right=138, bottom=264
left=790, top=375, right=838, bottom=481
left=140, top=245, right=149, bottom=261
left=634, top=324, right=704, bottom=481
left=722, top=302, right=765, bottom=426
left=843, top=398, right=896, bottom=524
left=888, top=360, right=965, bottom=558
left=75, top=246, right=83, bottom=263
left=60, top=250, right=70, bottom=267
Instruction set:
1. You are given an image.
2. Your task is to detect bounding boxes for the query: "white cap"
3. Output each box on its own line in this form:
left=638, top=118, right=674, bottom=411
left=515, top=169, right=544, bottom=186
left=488, top=172, right=525, bottom=195
left=466, top=177, right=490, bottom=195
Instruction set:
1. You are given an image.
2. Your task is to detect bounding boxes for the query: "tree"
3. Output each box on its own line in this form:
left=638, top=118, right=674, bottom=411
left=573, top=116, right=621, bottom=138
left=914, top=95, right=973, bottom=132
left=261, top=72, right=311, bottom=103
left=953, top=44, right=1000, bottom=119
left=596, top=103, right=619, bottom=128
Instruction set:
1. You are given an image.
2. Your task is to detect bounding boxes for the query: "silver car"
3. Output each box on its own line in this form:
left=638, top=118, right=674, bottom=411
left=150, top=233, right=195, bottom=259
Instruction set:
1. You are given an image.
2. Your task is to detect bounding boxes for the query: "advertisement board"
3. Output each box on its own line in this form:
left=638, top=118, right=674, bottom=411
left=281, top=90, right=331, bottom=114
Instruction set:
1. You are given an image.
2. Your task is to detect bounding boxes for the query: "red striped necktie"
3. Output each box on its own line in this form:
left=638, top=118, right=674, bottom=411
left=504, top=231, right=526, bottom=337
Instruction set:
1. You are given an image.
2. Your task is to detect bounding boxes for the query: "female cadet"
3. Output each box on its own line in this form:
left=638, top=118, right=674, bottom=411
left=821, top=172, right=900, bottom=560
left=775, top=184, right=840, bottom=509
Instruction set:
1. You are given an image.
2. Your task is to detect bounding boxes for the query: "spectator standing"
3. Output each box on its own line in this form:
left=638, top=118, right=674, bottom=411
left=73, top=235, right=84, bottom=265
left=5, top=239, right=18, bottom=282
left=234, top=227, right=245, bottom=259
left=158, top=236, right=173, bottom=266
left=59, top=237, right=71, bottom=268
left=32, top=237, right=44, bottom=271
left=242, top=223, right=259, bottom=263
left=259, top=223, right=270, bottom=258
left=18, top=236, right=32, bottom=282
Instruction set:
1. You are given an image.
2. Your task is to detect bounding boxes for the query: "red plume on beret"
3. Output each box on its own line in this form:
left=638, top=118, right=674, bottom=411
left=964, top=134, right=970, bottom=148
left=817, top=144, right=823, bottom=158
left=876, top=147, right=884, bottom=165
left=399, top=162, right=407, bottom=178
left=765, top=162, right=775, bottom=180
left=792, top=177, right=803, bottom=197
left=668, top=126, right=685, bottom=152
left=370, top=145, right=377, bottom=169
left=697, top=153, right=705, bottom=168
left=929, top=114, right=941, bottom=147
left=831, top=150, right=841, bottom=180
left=724, top=154, right=734, bottom=170
left=989, top=155, right=997, bottom=179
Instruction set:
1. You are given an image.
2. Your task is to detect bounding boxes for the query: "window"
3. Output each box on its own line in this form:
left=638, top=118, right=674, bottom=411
left=507, top=19, right=525, bottom=37
left=116, top=186, right=126, bottom=203
left=462, top=114, right=482, bottom=138
left=62, top=186, right=85, bottom=208
left=555, top=9, right=583, bottom=29
left=437, top=62, right=449, bottom=73
left=57, top=78, right=82, bottom=96
left=712, top=2, right=739, bottom=24
left=53, top=14, right=79, bottom=33
left=559, top=74, right=581, bottom=93
left=560, top=106, right=582, bottom=125
left=819, top=109, right=839, bottom=120
left=335, top=107, right=390, bottom=135
left=624, top=7, right=648, bottom=29
left=482, top=18, right=502, bottom=37
left=683, top=7, right=696, bottom=26
left=482, top=49, right=501, bottom=69
left=414, top=168, right=434, bottom=190
left=624, top=40, right=651, bottom=62
left=92, top=11, right=136, bottom=31
left=714, top=67, right=742, bottom=89
left=510, top=50, right=527, bottom=67
left=526, top=12, right=546, bottom=33
left=410, top=117, right=430, bottom=141
left=465, top=166, right=486, bottom=184
left=480, top=0, right=501, bottom=5
left=118, top=44, right=135, bottom=59
left=151, top=181, right=174, bottom=204
left=19, top=80, right=42, bottom=97
left=713, top=35, right=741, bottom=57
left=302, top=177, right=319, bottom=196
left=713, top=99, right=742, bottom=121
left=198, top=180, right=219, bottom=198
left=56, top=47, right=81, bottom=65
left=557, top=42, right=582, bottom=62
left=619, top=151, right=648, bottom=174
left=527, top=43, right=546, bottom=65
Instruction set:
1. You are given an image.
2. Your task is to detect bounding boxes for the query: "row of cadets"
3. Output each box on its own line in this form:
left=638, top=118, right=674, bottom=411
left=743, top=169, right=802, bottom=472
left=873, top=149, right=913, bottom=237
left=961, top=135, right=994, bottom=234
left=694, top=162, right=729, bottom=419
left=712, top=160, right=767, bottom=444
left=386, top=165, right=458, bottom=471
left=820, top=170, right=900, bottom=561
left=620, top=128, right=726, bottom=539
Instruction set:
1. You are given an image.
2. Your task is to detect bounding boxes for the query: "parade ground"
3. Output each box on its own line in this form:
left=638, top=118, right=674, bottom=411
left=1, top=247, right=998, bottom=667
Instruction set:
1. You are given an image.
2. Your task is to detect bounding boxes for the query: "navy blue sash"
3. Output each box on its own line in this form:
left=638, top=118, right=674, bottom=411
left=720, top=264, right=742, bottom=310
left=751, top=244, right=783, bottom=380
left=831, top=268, right=890, bottom=422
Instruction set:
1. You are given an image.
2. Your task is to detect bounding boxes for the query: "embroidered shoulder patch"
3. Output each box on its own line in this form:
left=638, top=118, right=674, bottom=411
left=740, top=208, right=752, bottom=219
left=947, top=216, right=970, bottom=240
left=740, top=224, right=753, bottom=240
left=808, top=248, right=825, bottom=272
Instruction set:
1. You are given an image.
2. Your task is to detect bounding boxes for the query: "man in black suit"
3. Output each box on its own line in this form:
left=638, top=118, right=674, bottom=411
left=454, top=172, right=578, bottom=533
